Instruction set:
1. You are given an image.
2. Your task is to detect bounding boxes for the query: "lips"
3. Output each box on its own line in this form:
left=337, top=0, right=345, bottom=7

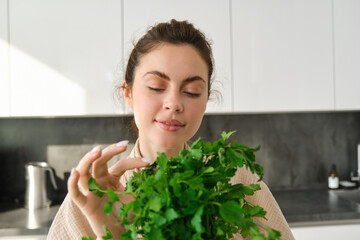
left=155, top=119, right=185, bottom=132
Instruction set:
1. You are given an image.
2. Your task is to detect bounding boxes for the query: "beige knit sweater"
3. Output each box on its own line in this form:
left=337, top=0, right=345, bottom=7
left=47, top=140, right=294, bottom=240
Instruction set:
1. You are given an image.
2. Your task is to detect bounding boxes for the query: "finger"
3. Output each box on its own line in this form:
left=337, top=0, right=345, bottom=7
left=68, top=169, right=87, bottom=207
left=108, top=157, right=152, bottom=178
left=76, top=145, right=102, bottom=175
left=76, top=146, right=102, bottom=190
left=93, top=140, right=129, bottom=178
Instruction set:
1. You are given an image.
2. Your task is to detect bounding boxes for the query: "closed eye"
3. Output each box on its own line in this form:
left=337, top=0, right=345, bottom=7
left=148, top=87, right=164, bottom=92
left=184, top=92, right=201, bottom=97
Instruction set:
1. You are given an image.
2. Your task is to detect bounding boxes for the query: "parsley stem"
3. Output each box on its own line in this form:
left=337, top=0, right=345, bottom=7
left=207, top=201, right=221, bottom=207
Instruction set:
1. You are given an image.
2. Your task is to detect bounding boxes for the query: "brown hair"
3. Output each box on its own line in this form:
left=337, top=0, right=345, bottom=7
left=124, top=19, right=214, bottom=97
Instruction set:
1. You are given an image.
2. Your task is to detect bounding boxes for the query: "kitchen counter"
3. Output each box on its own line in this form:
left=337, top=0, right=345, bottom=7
left=0, top=201, right=60, bottom=237
left=272, top=188, right=360, bottom=227
left=1, top=189, right=360, bottom=237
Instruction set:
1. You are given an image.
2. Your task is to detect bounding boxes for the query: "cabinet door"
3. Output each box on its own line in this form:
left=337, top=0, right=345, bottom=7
left=123, top=0, right=232, bottom=113
left=232, top=0, right=334, bottom=112
left=0, top=0, right=10, bottom=116
left=9, top=0, right=123, bottom=116
left=333, top=0, right=360, bottom=110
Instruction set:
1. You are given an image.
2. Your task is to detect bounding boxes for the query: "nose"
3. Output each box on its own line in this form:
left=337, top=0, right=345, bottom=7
left=163, top=91, right=184, bottom=113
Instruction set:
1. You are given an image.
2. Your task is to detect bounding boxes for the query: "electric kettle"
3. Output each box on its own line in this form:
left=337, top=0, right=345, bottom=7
left=25, top=162, right=58, bottom=210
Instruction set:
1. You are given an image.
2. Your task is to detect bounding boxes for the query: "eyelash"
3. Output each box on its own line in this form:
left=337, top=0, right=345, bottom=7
left=185, top=92, right=200, bottom=98
left=148, top=87, right=200, bottom=98
left=148, top=87, right=164, bottom=92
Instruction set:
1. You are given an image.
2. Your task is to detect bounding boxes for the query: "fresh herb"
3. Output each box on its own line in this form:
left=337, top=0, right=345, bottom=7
left=85, top=131, right=281, bottom=240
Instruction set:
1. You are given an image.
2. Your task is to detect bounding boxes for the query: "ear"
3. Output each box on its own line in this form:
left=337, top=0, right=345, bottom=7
left=122, top=81, right=133, bottom=108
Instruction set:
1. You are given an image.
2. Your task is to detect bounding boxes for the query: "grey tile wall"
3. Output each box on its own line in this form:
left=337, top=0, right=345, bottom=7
left=0, top=111, right=359, bottom=203
left=0, top=116, right=137, bottom=203
left=195, top=112, right=360, bottom=190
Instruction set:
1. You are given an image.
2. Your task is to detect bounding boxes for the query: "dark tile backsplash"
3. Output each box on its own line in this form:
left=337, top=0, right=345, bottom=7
left=1, top=111, right=359, bottom=203
left=195, top=112, right=360, bottom=190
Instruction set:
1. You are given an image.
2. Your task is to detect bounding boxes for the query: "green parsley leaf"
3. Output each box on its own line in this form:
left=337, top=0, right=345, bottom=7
left=165, top=208, right=179, bottom=221
left=86, top=131, right=281, bottom=240
left=88, top=177, right=100, bottom=191
left=106, top=188, right=119, bottom=202
left=221, top=130, right=236, bottom=141
left=191, top=205, right=204, bottom=233
left=104, top=202, right=112, bottom=215
left=219, top=201, right=246, bottom=226
left=82, top=237, right=94, bottom=240
left=148, top=195, right=162, bottom=212
left=102, top=225, right=113, bottom=239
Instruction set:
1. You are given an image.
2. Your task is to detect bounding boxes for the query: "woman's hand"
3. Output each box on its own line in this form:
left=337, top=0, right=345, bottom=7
left=68, top=140, right=151, bottom=239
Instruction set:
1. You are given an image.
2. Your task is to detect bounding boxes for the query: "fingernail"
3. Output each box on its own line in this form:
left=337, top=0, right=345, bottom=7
left=70, top=168, right=75, bottom=176
left=141, top=157, right=153, bottom=164
left=91, top=145, right=101, bottom=153
left=116, top=140, right=129, bottom=147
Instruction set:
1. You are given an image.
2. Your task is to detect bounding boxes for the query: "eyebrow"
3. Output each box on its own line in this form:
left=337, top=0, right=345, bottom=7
left=144, top=71, right=206, bottom=84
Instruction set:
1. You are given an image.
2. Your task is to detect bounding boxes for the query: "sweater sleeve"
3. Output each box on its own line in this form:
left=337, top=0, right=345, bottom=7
left=47, top=194, right=95, bottom=239
left=230, top=167, right=295, bottom=240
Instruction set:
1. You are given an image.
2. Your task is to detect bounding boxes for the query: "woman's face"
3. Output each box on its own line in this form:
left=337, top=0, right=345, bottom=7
left=124, top=43, right=208, bottom=149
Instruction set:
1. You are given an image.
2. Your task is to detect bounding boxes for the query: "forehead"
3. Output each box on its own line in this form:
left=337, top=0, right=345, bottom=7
left=135, top=43, right=209, bottom=80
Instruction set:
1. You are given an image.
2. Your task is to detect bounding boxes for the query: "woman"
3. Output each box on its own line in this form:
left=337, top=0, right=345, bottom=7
left=47, top=19, right=294, bottom=240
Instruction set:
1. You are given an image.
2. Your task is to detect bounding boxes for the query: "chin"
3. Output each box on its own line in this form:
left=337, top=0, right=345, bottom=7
left=155, top=134, right=187, bottom=150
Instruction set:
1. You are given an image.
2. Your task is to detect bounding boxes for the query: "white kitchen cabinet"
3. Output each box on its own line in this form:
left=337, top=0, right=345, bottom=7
left=0, top=0, right=10, bottom=116
left=232, top=0, right=334, bottom=112
left=123, top=0, right=232, bottom=113
left=333, top=0, right=360, bottom=110
left=9, top=0, right=123, bottom=116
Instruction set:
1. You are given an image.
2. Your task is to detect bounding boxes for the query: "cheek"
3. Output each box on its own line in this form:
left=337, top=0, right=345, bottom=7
left=133, top=93, right=161, bottom=119
left=186, top=99, right=207, bottom=124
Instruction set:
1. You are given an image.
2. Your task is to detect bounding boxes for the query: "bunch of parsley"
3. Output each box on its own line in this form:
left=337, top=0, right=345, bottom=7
left=85, top=131, right=281, bottom=240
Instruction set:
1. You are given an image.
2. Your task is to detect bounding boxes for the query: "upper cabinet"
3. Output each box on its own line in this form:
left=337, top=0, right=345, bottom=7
left=232, top=0, right=335, bottom=112
left=3, top=1, right=359, bottom=117
left=333, top=0, right=360, bottom=110
left=9, top=0, right=123, bottom=116
left=123, top=0, right=232, bottom=113
left=0, top=0, right=10, bottom=116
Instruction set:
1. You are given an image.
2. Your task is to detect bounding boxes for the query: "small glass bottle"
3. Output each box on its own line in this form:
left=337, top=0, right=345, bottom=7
left=328, top=164, right=339, bottom=190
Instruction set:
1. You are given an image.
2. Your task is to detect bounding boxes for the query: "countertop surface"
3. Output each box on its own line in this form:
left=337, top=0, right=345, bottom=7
left=0, top=200, right=60, bottom=237
left=272, top=188, right=360, bottom=227
left=1, top=188, right=360, bottom=236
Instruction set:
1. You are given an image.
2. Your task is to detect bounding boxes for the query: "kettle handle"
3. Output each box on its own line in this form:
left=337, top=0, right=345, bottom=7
left=46, top=167, right=58, bottom=190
